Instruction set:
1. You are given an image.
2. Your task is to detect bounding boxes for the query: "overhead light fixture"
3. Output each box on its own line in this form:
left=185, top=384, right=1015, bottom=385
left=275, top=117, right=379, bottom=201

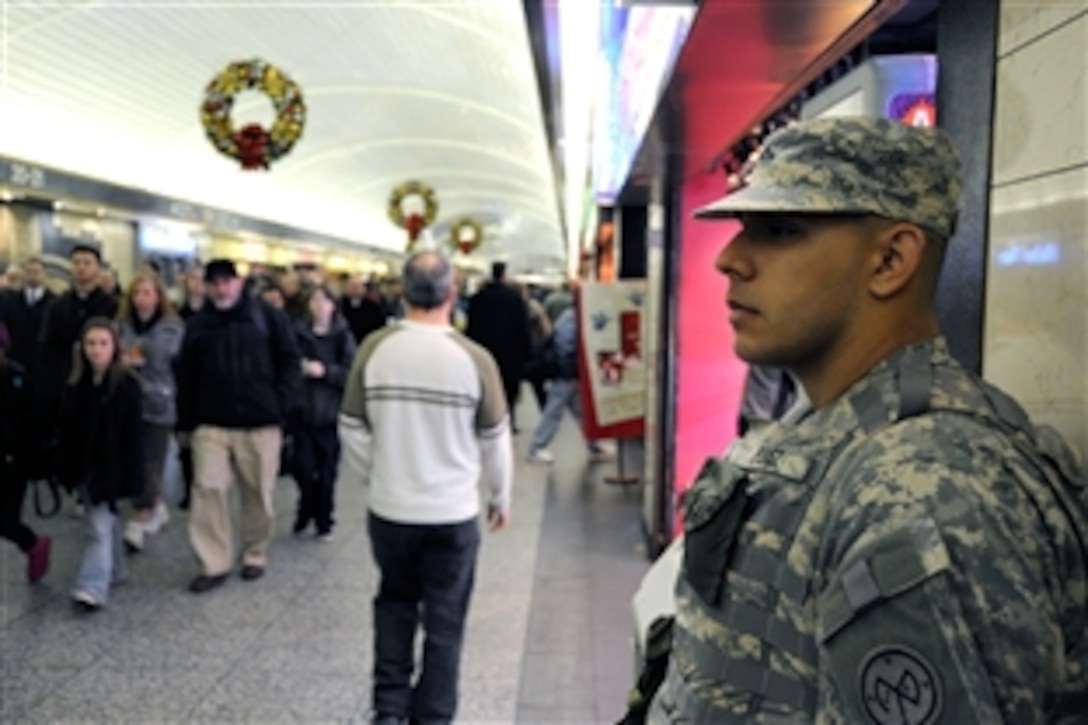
left=558, top=0, right=601, bottom=279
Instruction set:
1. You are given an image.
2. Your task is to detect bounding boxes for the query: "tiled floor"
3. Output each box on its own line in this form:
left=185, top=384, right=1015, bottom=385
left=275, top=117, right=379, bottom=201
left=0, top=398, right=650, bottom=723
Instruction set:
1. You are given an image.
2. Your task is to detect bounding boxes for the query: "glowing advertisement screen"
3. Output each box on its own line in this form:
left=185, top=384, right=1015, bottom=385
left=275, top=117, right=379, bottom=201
left=593, top=5, right=694, bottom=202
left=880, top=55, right=937, bottom=126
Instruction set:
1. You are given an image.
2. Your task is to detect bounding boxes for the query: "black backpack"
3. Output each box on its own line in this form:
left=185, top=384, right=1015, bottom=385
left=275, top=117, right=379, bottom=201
left=524, top=333, right=560, bottom=380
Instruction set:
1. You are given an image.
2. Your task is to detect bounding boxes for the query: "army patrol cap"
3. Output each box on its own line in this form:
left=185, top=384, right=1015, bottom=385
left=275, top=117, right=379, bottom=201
left=695, top=116, right=963, bottom=238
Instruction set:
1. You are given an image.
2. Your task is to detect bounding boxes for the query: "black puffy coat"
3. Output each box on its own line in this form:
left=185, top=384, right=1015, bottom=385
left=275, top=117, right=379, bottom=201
left=175, top=299, right=302, bottom=432
left=294, top=317, right=356, bottom=428
left=57, top=371, right=145, bottom=508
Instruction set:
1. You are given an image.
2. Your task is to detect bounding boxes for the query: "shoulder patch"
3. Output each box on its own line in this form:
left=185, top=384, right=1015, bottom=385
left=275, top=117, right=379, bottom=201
left=859, top=645, right=942, bottom=724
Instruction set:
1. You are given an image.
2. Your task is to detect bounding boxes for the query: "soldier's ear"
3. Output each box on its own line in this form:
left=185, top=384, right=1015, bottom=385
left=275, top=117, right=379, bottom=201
left=867, top=222, right=926, bottom=300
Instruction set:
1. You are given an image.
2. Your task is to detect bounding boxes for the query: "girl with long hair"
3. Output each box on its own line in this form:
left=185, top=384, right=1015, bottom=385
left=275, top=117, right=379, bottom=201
left=292, top=285, right=356, bottom=540
left=57, top=318, right=144, bottom=610
left=117, top=273, right=185, bottom=552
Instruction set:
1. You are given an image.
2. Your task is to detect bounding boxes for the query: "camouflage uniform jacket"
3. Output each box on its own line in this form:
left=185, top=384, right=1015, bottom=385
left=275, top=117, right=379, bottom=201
left=649, top=337, right=1088, bottom=724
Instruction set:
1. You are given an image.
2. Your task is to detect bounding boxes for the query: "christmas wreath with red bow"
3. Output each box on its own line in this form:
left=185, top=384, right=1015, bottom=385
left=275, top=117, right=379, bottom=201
left=388, top=181, right=439, bottom=248
left=449, top=218, right=484, bottom=255
left=201, top=59, right=306, bottom=170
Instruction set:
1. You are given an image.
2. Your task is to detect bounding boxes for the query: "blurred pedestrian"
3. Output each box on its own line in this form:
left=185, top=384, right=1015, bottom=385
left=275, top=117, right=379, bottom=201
left=339, top=251, right=513, bottom=724
left=291, top=286, right=355, bottom=540
left=0, top=322, right=51, bottom=583
left=118, top=273, right=185, bottom=552
left=57, top=318, right=144, bottom=611
left=175, top=260, right=301, bottom=593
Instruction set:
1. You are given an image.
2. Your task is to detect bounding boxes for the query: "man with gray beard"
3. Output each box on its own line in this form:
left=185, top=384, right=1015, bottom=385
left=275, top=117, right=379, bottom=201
left=175, top=259, right=301, bottom=593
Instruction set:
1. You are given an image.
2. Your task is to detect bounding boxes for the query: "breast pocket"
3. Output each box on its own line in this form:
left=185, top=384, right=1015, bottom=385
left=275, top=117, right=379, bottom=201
left=682, top=458, right=751, bottom=606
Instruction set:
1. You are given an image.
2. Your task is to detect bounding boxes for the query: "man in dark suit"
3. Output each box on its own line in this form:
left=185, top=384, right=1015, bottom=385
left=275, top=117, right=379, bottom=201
left=466, top=262, right=531, bottom=432
left=1, top=257, right=54, bottom=371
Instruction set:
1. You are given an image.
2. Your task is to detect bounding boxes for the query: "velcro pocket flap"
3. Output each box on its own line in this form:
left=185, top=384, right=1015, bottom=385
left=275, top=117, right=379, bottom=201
left=818, top=518, right=952, bottom=644
left=684, top=457, right=746, bottom=532
left=682, top=457, right=750, bottom=606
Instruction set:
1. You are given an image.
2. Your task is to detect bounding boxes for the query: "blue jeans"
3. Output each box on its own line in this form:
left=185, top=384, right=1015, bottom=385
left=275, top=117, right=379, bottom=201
left=72, top=492, right=126, bottom=604
left=368, top=512, right=480, bottom=723
left=529, top=378, right=581, bottom=453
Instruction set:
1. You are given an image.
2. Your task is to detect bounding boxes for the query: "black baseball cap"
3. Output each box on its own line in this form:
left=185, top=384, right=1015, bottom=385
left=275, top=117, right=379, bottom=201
left=204, top=259, right=238, bottom=282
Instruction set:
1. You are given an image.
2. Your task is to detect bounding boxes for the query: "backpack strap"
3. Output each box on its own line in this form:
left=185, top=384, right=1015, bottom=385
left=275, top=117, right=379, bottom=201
left=897, top=344, right=932, bottom=419
left=885, top=348, right=1088, bottom=566
left=251, top=300, right=270, bottom=337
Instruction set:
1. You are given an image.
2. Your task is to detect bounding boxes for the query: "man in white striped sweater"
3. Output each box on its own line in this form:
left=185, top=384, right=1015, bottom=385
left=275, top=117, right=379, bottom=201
left=337, top=250, right=513, bottom=725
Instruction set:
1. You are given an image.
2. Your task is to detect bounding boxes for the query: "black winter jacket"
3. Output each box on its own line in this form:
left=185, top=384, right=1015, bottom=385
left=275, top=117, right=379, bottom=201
left=0, top=288, right=55, bottom=391
left=340, top=296, right=386, bottom=346
left=175, top=298, right=302, bottom=432
left=466, top=281, right=532, bottom=380
left=0, top=359, right=30, bottom=482
left=56, top=372, right=145, bottom=508
left=294, top=317, right=356, bottom=429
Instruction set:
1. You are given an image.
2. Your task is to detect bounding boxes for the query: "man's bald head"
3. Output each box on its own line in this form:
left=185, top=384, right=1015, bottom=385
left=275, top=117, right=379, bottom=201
left=403, top=251, right=454, bottom=310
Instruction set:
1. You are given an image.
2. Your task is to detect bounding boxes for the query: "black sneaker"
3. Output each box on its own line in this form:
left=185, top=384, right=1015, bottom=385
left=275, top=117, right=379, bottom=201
left=189, top=573, right=228, bottom=594
left=240, top=565, right=265, bottom=581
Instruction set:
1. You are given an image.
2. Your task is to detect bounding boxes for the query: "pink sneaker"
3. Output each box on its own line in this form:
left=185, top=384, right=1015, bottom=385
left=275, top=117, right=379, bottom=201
left=27, top=536, right=51, bottom=583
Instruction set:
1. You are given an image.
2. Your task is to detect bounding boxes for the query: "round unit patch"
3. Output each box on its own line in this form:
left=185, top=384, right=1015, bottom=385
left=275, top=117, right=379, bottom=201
left=859, top=645, right=942, bottom=724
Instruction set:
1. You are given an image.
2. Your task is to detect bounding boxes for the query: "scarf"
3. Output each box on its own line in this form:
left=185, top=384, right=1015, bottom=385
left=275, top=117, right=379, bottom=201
left=131, top=309, right=163, bottom=336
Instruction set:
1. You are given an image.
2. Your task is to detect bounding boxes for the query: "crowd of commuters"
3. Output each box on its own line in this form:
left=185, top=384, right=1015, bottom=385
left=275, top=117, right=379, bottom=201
left=0, top=243, right=595, bottom=721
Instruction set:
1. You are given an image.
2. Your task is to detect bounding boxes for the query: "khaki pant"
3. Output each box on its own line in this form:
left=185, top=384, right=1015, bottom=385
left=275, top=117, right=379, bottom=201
left=189, top=425, right=282, bottom=575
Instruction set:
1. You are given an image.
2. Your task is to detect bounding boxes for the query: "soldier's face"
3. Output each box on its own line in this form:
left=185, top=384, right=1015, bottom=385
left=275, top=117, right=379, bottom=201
left=715, top=213, right=870, bottom=370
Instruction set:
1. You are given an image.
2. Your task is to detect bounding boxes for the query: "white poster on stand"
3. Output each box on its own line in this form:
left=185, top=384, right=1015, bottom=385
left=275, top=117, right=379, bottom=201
left=580, top=280, right=648, bottom=428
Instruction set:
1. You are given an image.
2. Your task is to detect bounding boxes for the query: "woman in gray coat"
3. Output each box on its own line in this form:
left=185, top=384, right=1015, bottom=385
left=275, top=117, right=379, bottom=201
left=118, top=273, right=184, bottom=552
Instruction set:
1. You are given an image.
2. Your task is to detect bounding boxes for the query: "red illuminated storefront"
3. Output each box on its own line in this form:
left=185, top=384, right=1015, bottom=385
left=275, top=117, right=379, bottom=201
left=612, top=0, right=917, bottom=550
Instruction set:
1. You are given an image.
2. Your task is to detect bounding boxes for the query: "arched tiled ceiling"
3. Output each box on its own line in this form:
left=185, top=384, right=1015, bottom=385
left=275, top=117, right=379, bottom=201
left=0, top=0, right=564, bottom=267
left=346, top=168, right=547, bottom=199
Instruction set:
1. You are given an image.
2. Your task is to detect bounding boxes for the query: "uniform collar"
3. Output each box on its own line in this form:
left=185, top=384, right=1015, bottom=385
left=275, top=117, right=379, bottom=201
left=730, top=336, right=955, bottom=479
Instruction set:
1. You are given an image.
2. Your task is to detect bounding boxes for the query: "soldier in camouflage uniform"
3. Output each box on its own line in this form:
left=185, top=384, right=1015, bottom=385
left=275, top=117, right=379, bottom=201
left=647, top=117, right=1088, bottom=723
